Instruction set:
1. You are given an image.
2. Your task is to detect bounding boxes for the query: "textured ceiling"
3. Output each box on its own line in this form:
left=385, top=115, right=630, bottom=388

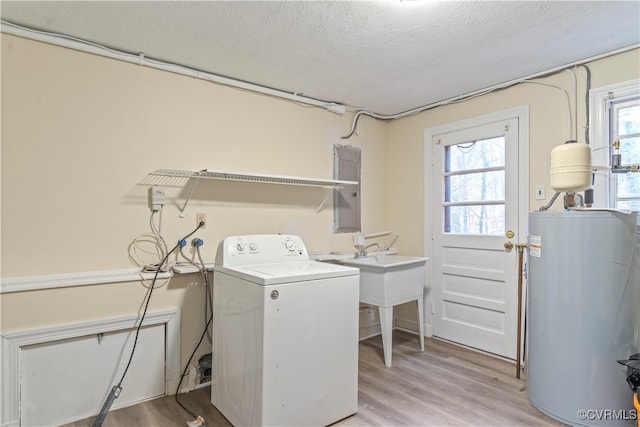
left=2, top=1, right=639, bottom=115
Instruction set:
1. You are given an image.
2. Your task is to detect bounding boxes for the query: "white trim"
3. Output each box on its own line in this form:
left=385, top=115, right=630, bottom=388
left=0, top=268, right=170, bottom=293
left=0, top=265, right=215, bottom=294
left=1, top=309, right=180, bottom=427
left=590, top=79, right=640, bottom=208
left=517, top=107, right=531, bottom=248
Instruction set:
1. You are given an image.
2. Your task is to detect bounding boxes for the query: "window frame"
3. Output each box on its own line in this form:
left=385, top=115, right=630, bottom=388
left=443, top=136, right=507, bottom=235
left=589, top=78, right=640, bottom=210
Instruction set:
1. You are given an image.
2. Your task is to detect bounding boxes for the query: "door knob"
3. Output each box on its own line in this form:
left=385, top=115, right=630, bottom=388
left=504, top=241, right=514, bottom=250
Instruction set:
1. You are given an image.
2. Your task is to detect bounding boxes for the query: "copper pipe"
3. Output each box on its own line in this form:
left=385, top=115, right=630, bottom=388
left=516, top=243, right=527, bottom=379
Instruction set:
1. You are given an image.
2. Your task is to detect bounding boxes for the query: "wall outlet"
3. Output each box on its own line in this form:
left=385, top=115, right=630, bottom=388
left=535, top=184, right=545, bottom=200
left=196, top=213, right=206, bottom=228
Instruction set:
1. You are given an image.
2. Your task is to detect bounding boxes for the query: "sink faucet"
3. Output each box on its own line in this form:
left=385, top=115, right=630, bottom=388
left=355, top=242, right=380, bottom=258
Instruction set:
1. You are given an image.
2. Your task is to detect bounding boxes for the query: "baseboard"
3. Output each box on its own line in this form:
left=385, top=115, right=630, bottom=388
left=358, top=323, right=381, bottom=341
left=195, top=381, right=212, bottom=390
left=359, top=325, right=381, bottom=341
left=359, top=317, right=434, bottom=343
left=395, top=317, right=434, bottom=337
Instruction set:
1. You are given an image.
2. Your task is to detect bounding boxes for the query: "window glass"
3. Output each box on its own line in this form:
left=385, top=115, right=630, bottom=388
left=590, top=80, right=639, bottom=209
left=445, top=205, right=505, bottom=234
left=445, top=137, right=505, bottom=172
left=611, top=97, right=640, bottom=211
left=616, top=173, right=640, bottom=198
left=619, top=137, right=640, bottom=164
left=618, top=200, right=640, bottom=211
left=618, top=105, right=640, bottom=135
left=445, top=171, right=505, bottom=203
left=444, top=136, right=506, bottom=234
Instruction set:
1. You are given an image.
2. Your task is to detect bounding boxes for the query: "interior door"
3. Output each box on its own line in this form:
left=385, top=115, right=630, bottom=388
left=432, top=117, right=520, bottom=359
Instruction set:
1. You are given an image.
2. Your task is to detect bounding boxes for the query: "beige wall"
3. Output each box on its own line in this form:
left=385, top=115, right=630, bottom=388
left=0, top=34, right=388, bottom=367
left=1, top=33, right=638, bottom=365
left=387, top=48, right=639, bottom=324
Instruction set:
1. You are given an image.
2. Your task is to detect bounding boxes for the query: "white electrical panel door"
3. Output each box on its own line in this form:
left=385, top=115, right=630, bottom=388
left=20, top=324, right=165, bottom=426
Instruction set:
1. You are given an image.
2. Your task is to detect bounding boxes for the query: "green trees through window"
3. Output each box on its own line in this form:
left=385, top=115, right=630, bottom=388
left=444, top=137, right=506, bottom=234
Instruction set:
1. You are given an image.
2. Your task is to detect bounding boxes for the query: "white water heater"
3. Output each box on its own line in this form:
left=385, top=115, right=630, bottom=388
left=527, top=210, right=639, bottom=426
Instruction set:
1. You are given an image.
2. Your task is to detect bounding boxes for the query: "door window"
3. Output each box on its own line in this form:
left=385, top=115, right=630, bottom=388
left=444, top=137, right=506, bottom=234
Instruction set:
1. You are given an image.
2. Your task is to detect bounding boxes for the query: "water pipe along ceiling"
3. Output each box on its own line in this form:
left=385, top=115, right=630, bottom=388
left=1, top=1, right=639, bottom=116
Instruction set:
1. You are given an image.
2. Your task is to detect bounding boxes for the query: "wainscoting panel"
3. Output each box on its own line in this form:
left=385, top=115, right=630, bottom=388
left=1, top=309, right=180, bottom=427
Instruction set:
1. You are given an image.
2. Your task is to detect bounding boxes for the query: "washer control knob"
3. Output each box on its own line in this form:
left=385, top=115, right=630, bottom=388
left=249, top=243, right=258, bottom=251
left=236, top=242, right=245, bottom=252
left=284, top=239, right=296, bottom=251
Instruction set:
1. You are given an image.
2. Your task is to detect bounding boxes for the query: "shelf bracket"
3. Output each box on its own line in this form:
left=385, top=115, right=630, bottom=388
left=315, top=189, right=334, bottom=214
left=178, top=174, right=202, bottom=217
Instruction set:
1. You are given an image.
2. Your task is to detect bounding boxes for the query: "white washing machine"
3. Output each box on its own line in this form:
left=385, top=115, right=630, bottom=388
left=211, top=234, right=360, bottom=427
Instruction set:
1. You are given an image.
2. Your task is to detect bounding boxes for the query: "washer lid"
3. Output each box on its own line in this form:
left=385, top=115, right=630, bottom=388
left=214, top=260, right=358, bottom=285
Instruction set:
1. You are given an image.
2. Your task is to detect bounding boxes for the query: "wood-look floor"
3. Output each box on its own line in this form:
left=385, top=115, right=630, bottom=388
left=61, top=331, right=561, bottom=427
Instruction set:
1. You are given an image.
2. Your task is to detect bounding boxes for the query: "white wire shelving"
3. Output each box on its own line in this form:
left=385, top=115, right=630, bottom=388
left=149, top=168, right=357, bottom=188
left=145, top=168, right=358, bottom=214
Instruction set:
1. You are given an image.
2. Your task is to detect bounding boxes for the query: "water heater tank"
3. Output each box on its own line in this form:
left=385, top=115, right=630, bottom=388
left=527, top=210, right=639, bottom=426
left=550, top=142, right=592, bottom=192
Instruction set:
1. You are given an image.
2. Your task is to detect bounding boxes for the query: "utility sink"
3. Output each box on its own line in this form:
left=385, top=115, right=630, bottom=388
left=338, top=255, right=428, bottom=367
left=340, top=254, right=426, bottom=273
left=339, top=255, right=427, bottom=308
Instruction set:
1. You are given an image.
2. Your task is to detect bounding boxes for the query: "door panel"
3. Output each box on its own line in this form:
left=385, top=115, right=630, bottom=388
left=443, top=274, right=505, bottom=303
left=432, top=117, right=519, bottom=358
left=442, top=302, right=505, bottom=332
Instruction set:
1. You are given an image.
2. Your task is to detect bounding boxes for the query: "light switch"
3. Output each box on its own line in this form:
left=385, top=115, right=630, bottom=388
left=535, top=184, right=545, bottom=200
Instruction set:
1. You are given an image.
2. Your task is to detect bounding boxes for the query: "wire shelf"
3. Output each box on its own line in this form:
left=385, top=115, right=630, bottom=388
left=148, top=168, right=358, bottom=189
left=146, top=168, right=358, bottom=215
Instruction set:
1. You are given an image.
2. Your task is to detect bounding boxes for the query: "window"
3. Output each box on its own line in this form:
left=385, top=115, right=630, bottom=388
left=610, top=97, right=640, bottom=210
left=590, top=79, right=640, bottom=211
left=444, top=136, right=506, bottom=234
